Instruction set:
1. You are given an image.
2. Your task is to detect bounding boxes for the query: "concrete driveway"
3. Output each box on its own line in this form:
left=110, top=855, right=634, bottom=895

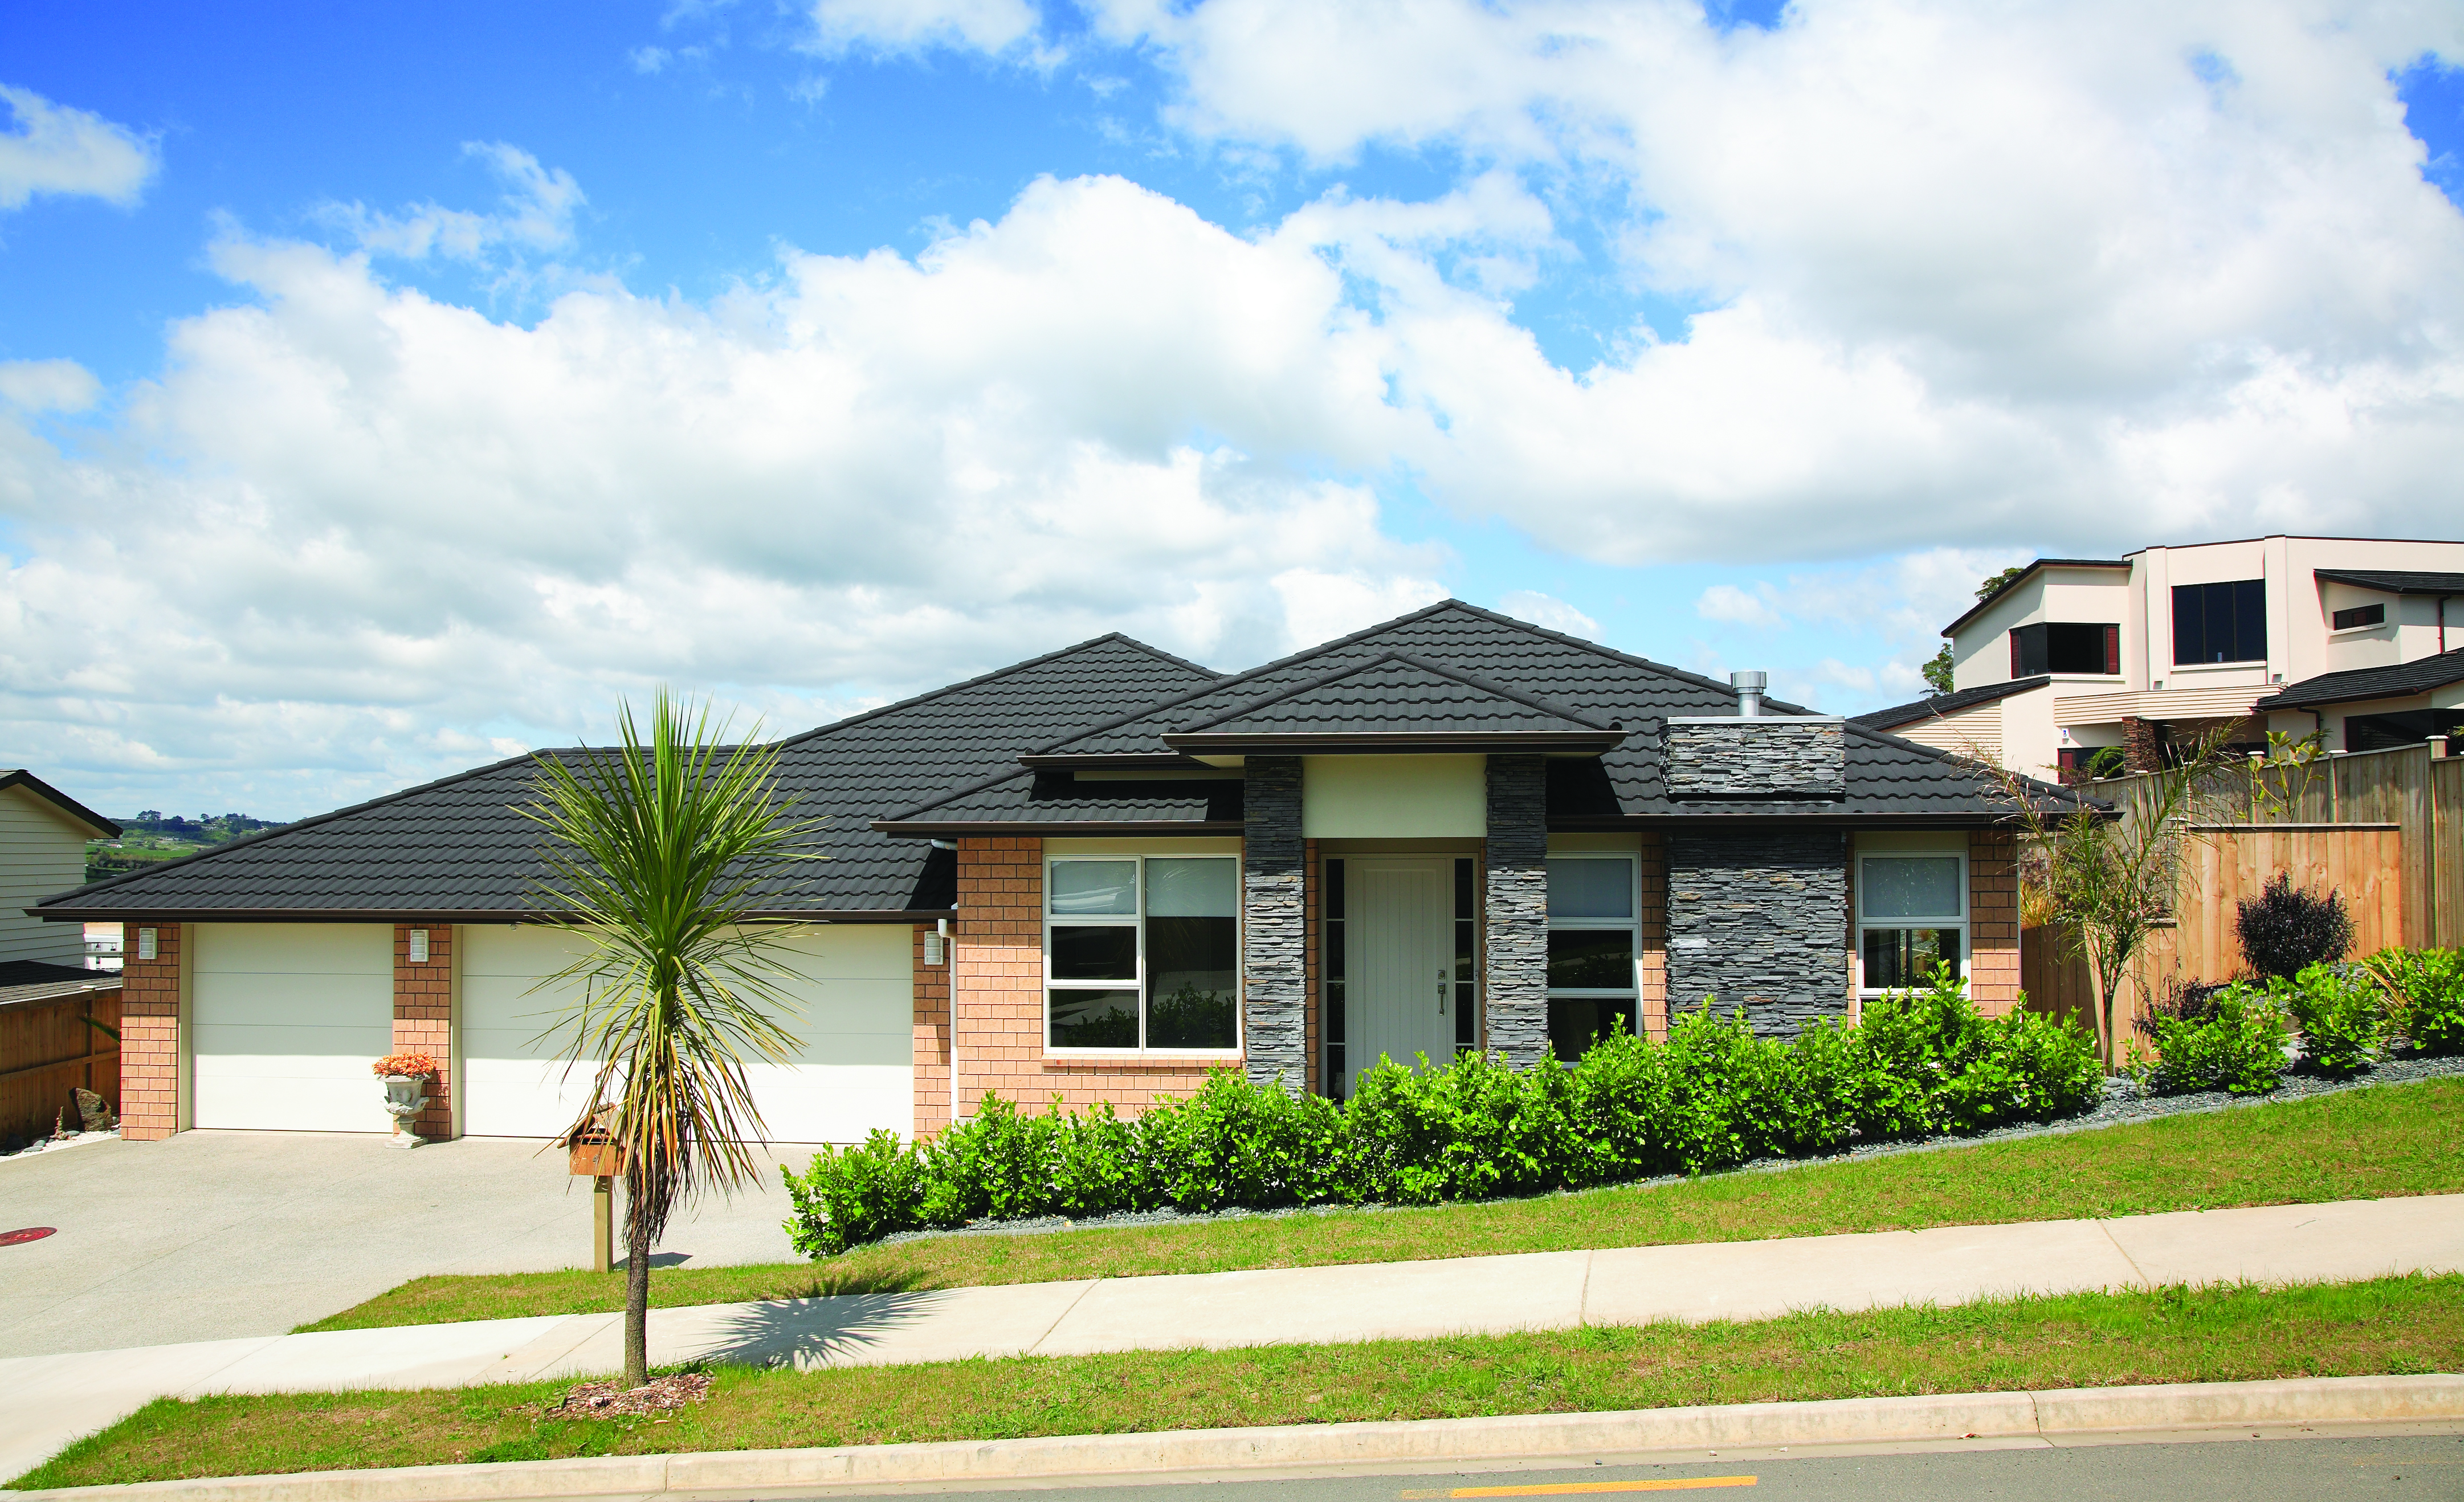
left=0, top=1130, right=821, bottom=1358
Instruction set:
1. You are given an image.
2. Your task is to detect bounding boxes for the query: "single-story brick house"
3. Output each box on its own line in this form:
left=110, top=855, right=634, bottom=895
left=34, top=602, right=2065, bottom=1145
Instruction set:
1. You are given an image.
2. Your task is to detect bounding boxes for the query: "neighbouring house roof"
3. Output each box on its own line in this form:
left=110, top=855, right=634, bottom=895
left=2251, top=647, right=2464, bottom=713
left=2, top=772, right=120, bottom=839
left=31, top=634, right=1219, bottom=921
left=0, top=959, right=121, bottom=1009
left=1159, top=652, right=1626, bottom=754
left=1850, top=676, right=2051, bottom=733
left=2311, top=569, right=2464, bottom=595
left=882, top=601, right=2084, bottom=832
left=1939, top=560, right=2132, bottom=639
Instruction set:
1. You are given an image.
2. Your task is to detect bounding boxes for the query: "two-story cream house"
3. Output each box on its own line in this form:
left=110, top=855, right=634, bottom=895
left=1854, top=536, right=2464, bottom=779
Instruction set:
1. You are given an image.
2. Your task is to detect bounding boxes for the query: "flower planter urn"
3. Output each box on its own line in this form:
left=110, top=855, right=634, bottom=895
left=382, top=1074, right=430, bottom=1148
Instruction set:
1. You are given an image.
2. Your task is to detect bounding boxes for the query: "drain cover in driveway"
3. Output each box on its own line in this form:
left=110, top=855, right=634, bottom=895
left=2, top=1227, right=56, bottom=1246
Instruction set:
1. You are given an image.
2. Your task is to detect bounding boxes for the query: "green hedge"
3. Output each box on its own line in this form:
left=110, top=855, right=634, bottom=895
left=781, top=968, right=2100, bottom=1257
left=2128, top=947, right=2464, bottom=1096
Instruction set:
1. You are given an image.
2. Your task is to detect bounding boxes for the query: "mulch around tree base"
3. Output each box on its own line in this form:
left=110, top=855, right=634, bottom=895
left=547, top=1372, right=712, bottom=1419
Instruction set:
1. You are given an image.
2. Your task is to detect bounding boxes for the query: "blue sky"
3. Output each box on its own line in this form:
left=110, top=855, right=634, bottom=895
left=4, top=2, right=2462, bottom=819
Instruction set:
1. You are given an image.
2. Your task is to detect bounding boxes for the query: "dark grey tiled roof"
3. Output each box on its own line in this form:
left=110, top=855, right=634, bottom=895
left=1851, top=676, right=2051, bottom=732
left=2252, top=647, right=2464, bottom=712
left=898, top=600, right=2073, bottom=826
left=874, top=773, right=1242, bottom=831
left=1164, top=652, right=1619, bottom=743
left=35, top=634, right=1218, bottom=919
left=2312, top=569, right=2464, bottom=595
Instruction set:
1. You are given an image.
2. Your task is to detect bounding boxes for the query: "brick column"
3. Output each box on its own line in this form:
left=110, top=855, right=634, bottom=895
left=912, top=921, right=950, bottom=1139
left=1637, top=831, right=1670, bottom=1041
left=393, top=925, right=454, bottom=1139
left=2121, top=717, right=2165, bottom=773
left=1968, top=829, right=2022, bottom=1015
left=952, top=836, right=1042, bottom=1120
left=1241, top=757, right=1306, bottom=1094
left=1483, top=754, right=1548, bottom=1067
left=119, top=921, right=182, bottom=1141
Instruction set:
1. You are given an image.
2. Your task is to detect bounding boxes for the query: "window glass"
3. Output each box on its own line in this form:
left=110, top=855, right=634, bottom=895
left=1546, top=858, right=1633, bottom=919
left=1547, top=928, right=1634, bottom=989
left=1862, top=928, right=1961, bottom=990
left=1050, top=860, right=1137, bottom=915
left=1051, top=925, right=1137, bottom=980
left=2172, top=579, right=2267, bottom=664
left=1547, top=997, right=1638, bottom=1062
left=1147, top=857, right=1235, bottom=916
left=1861, top=856, right=1961, bottom=919
left=1049, top=988, right=1140, bottom=1048
left=2332, top=602, right=2385, bottom=631
left=1148, top=913, right=1237, bottom=1048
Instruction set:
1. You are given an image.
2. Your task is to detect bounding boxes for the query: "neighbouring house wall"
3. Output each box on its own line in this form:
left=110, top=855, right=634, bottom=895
left=393, top=924, right=454, bottom=1140
left=1888, top=701, right=2004, bottom=768
left=1243, top=757, right=1307, bottom=1093
left=118, top=923, right=182, bottom=1141
left=952, top=836, right=1225, bottom=1117
left=1482, top=754, right=1548, bottom=1067
left=1665, top=829, right=1851, bottom=1035
left=1968, top=830, right=2022, bottom=1015
left=0, top=789, right=93, bottom=966
left=912, top=922, right=950, bottom=1138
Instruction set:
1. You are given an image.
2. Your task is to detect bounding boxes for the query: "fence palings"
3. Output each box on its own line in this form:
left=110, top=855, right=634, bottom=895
left=0, top=989, right=123, bottom=1140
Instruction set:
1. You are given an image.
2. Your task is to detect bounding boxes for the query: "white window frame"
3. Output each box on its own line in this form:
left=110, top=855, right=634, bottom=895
left=1544, top=855, right=1643, bottom=1058
left=1854, top=838, right=1969, bottom=996
left=1044, top=854, right=1243, bottom=1058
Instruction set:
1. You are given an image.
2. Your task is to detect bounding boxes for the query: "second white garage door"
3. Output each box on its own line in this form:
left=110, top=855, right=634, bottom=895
left=459, top=923, right=912, bottom=1143
left=191, top=923, right=393, bottom=1133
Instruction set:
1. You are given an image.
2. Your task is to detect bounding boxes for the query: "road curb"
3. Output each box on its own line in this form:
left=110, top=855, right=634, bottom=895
left=19, top=1374, right=2463, bottom=1500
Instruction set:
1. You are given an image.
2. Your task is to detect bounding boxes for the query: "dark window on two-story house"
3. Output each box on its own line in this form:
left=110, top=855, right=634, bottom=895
left=2009, top=622, right=2120, bottom=676
left=2331, top=602, right=2386, bottom=631
left=2172, top=579, right=2267, bottom=664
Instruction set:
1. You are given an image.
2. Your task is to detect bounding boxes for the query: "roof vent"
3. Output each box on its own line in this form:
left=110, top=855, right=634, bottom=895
left=1731, top=670, right=1768, bottom=719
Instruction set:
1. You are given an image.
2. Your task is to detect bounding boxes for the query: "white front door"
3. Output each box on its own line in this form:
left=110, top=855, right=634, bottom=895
left=1349, top=858, right=1456, bottom=1078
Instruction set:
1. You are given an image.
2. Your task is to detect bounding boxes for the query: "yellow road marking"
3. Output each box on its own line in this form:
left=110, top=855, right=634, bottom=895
left=1402, top=1477, right=1759, bottom=1498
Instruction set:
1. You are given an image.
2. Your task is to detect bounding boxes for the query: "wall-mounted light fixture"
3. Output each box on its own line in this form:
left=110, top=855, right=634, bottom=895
left=137, top=927, right=157, bottom=962
left=409, top=929, right=430, bottom=964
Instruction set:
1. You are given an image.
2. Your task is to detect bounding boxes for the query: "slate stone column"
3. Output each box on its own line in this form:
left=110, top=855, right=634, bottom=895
left=1241, top=756, right=1307, bottom=1095
left=1483, top=753, right=1549, bottom=1068
left=1666, top=829, right=1849, bottom=1035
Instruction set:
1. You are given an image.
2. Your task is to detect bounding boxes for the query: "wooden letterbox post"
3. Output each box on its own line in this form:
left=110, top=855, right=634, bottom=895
left=568, top=1116, right=623, bottom=1275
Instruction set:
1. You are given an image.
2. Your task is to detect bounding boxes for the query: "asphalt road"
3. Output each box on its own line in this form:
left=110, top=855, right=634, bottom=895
left=791, top=1432, right=2464, bottom=1501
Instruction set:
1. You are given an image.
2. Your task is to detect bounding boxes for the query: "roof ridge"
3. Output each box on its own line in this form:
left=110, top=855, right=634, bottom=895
left=34, top=745, right=557, bottom=909
left=1169, top=649, right=1621, bottom=734
left=770, top=632, right=1217, bottom=753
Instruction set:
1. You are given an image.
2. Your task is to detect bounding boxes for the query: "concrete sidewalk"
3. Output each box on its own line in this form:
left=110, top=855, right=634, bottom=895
left=7, top=1193, right=2460, bottom=1481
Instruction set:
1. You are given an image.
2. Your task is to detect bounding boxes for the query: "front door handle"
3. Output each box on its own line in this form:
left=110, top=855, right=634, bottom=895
left=1438, top=971, right=1447, bottom=1013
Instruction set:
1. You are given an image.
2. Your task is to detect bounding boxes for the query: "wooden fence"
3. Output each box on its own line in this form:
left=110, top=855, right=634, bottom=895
left=2086, top=742, right=2459, bottom=948
left=0, top=987, right=123, bottom=1142
left=2020, top=822, right=2406, bottom=1040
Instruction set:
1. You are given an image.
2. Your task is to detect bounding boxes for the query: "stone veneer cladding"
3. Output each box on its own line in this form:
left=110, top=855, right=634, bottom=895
left=1665, top=720, right=1847, bottom=797
left=1483, top=753, right=1548, bottom=1067
left=1242, top=756, right=1306, bottom=1093
left=1666, top=829, right=1850, bottom=1035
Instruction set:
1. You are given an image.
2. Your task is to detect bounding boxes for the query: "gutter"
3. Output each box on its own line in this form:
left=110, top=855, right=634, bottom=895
left=27, top=907, right=954, bottom=925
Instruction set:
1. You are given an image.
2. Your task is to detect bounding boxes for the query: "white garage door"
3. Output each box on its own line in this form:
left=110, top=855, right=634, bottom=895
left=460, top=924, right=912, bottom=1144
left=191, top=923, right=393, bottom=1132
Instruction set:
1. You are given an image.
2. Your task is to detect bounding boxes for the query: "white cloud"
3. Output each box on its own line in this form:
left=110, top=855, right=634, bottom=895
left=0, top=359, right=100, bottom=414
left=630, top=46, right=674, bottom=73
left=805, top=0, right=1044, bottom=58
left=0, top=171, right=1447, bottom=814
left=1496, top=589, right=1598, bottom=639
left=317, top=142, right=584, bottom=263
left=1694, top=582, right=1782, bottom=627
left=0, top=85, right=157, bottom=211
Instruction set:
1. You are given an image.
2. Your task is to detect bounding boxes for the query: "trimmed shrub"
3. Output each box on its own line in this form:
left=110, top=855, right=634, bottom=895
left=2130, top=980, right=2291, bottom=1096
left=2275, top=961, right=2389, bottom=1077
left=2360, top=947, right=2464, bottom=1056
left=780, top=969, right=2101, bottom=1256
left=2236, top=874, right=2353, bottom=980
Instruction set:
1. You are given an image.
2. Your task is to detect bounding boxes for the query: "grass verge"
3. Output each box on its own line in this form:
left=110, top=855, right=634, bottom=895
left=300, top=1077, right=2464, bottom=1333
left=30, top=1274, right=2463, bottom=1491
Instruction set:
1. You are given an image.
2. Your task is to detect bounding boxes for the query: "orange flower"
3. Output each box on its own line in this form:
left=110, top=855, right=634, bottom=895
left=372, top=1052, right=438, bottom=1078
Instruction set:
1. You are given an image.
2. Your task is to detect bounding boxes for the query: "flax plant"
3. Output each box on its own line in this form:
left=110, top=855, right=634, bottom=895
left=1982, top=722, right=2244, bottom=1067
left=520, top=691, right=822, bottom=1386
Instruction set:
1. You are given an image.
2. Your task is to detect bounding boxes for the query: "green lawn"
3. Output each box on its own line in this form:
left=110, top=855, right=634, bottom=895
left=300, top=1077, right=2464, bottom=1333
left=29, top=1275, right=2462, bottom=1491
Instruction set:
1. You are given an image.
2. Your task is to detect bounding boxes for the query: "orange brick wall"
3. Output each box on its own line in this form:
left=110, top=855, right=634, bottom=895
left=118, top=922, right=181, bottom=1141
left=952, top=835, right=1229, bottom=1120
left=1636, top=832, right=1670, bottom=1041
left=912, top=921, right=951, bottom=1138
left=393, top=925, right=454, bottom=1137
left=1969, top=828, right=2022, bottom=1014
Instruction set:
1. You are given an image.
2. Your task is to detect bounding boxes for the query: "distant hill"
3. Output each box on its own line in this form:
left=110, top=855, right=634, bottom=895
left=83, top=811, right=289, bottom=886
